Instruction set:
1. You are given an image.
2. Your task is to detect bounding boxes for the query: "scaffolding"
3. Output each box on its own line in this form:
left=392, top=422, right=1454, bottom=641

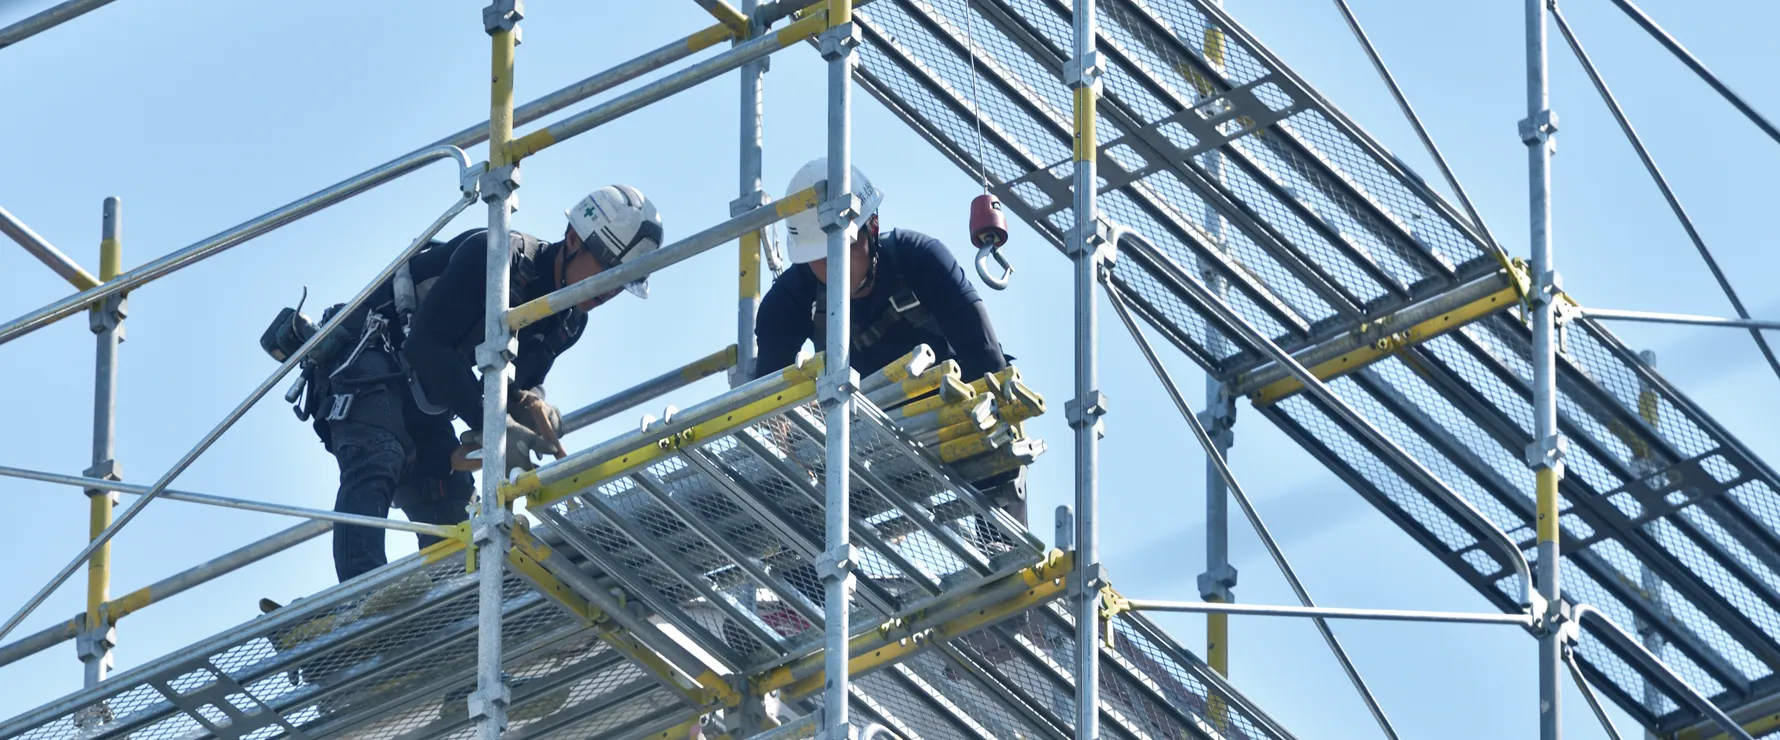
left=2, top=1, right=1779, bottom=739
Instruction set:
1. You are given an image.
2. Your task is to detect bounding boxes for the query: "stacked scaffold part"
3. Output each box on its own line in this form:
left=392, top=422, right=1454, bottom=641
left=859, top=343, right=1047, bottom=502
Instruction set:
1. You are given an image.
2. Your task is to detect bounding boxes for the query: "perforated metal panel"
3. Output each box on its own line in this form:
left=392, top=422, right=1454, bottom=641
left=851, top=0, right=1780, bottom=732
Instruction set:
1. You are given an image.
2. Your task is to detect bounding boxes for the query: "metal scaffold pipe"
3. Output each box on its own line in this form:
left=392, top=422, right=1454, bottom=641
left=472, top=3, right=521, bottom=737
left=1523, top=0, right=1564, bottom=735
left=1126, top=600, right=1533, bottom=626
left=81, top=196, right=123, bottom=687
left=0, top=205, right=100, bottom=290
left=817, top=0, right=857, bottom=735
left=0, top=146, right=470, bottom=347
left=1579, top=308, right=1780, bottom=332
left=0, top=185, right=476, bottom=647
left=0, top=0, right=119, bottom=51
left=1067, top=0, right=1104, bottom=736
left=0, top=465, right=458, bottom=537
left=736, top=0, right=768, bottom=389
left=1549, top=6, right=1780, bottom=388
left=0, top=520, right=332, bottom=670
left=1103, top=277, right=1400, bottom=739
left=0, top=22, right=733, bottom=348
left=1606, top=0, right=1780, bottom=149
left=557, top=345, right=738, bottom=435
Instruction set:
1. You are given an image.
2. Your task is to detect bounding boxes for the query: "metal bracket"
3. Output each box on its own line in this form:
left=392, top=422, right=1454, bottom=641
left=1064, top=219, right=1109, bottom=258
left=1071, top=562, right=1111, bottom=597
left=460, top=160, right=487, bottom=198
left=480, top=164, right=521, bottom=204
left=74, top=612, right=117, bottom=665
left=1062, top=51, right=1104, bottom=91
left=1064, top=391, right=1108, bottom=433
left=1526, top=434, right=1569, bottom=473
left=467, top=681, right=512, bottom=726
left=472, top=507, right=516, bottom=555
left=1518, top=109, right=1559, bottom=153
left=731, top=190, right=770, bottom=217
left=1054, top=505, right=1075, bottom=551
left=482, top=0, right=523, bottom=34
left=817, top=192, right=860, bottom=235
left=476, top=336, right=517, bottom=374
left=818, top=368, right=859, bottom=408
left=83, top=459, right=122, bottom=484
left=817, top=22, right=860, bottom=61
left=88, top=293, right=127, bottom=334
left=1197, top=565, right=1240, bottom=602
left=815, top=543, right=860, bottom=584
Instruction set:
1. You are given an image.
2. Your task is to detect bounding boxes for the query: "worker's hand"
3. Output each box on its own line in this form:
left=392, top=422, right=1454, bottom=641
left=512, top=389, right=567, bottom=458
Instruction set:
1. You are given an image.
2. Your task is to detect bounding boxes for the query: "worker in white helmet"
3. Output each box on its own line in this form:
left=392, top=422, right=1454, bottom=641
left=266, top=185, right=663, bottom=583
left=754, top=157, right=1011, bottom=386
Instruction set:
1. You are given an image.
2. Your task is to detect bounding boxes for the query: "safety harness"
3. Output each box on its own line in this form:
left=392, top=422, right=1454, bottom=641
left=810, top=234, right=942, bottom=357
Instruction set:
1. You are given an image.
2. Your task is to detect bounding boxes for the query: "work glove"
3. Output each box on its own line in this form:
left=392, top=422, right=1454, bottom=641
left=510, top=388, right=566, bottom=457
left=458, top=416, right=562, bottom=475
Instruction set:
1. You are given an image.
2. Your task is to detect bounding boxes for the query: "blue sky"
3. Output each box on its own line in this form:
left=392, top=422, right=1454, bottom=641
left=1, top=0, right=1777, bottom=737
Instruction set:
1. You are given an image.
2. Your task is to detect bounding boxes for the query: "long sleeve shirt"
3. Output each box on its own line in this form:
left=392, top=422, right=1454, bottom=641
left=754, top=228, right=1009, bottom=381
left=402, top=228, right=586, bottom=431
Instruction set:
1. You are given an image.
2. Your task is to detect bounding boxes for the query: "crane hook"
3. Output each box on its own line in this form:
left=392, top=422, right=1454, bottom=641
left=970, top=193, right=1013, bottom=290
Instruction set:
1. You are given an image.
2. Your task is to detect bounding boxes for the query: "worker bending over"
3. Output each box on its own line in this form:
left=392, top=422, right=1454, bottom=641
left=753, top=159, right=1026, bottom=526
left=754, top=158, right=1010, bottom=385
left=280, top=186, right=663, bottom=582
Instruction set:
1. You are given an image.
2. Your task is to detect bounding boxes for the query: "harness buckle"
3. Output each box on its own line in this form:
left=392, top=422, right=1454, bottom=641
left=889, top=290, right=922, bottom=314
left=325, top=393, right=355, bottom=422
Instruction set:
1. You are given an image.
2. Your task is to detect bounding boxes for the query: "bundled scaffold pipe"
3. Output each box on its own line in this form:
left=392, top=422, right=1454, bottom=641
left=859, top=345, right=1049, bottom=484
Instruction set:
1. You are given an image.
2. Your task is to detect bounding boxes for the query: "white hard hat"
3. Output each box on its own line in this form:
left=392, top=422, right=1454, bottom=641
left=565, top=185, right=663, bottom=298
left=783, top=157, right=884, bottom=265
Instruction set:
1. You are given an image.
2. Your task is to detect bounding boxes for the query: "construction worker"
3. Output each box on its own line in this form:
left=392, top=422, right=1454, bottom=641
left=752, top=158, right=1025, bottom=535
left=277, top=185, right=663, bottom=582
left=754, top=158, right=1011, bottom=386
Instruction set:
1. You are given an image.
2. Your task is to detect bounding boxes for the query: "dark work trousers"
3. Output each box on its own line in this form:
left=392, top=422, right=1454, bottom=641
left=328, top=421, right=474, bottom=582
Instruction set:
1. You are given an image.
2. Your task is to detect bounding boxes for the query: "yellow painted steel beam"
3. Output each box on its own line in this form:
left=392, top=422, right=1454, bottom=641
left=512, top=376, right=821, bottom=507
left=489, top=28, right=517, bottom=167
left=876, top=359, right=959, bottom=405
left=694, top=0, right=750, bottom=35
left=1252, top=285, right=1520, bottom=405
left=895, top=378, right=977, bottom=419
left=85, top=233, right=123, bottom=626
left=753, top=551, right=1074, bottom=698
left=685, top=345, right=740, bottom=384
left=740, top=230, right=763, bottom=301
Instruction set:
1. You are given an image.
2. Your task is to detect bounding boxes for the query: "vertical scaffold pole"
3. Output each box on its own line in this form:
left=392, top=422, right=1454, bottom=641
left=1197, top=0, right=1234, bottom=686
left=1523, top=0, right=1564, bottom=736
left=816, top=1, right=860, bottom=737
left=735, top=0, right=768, bottom=388
left=1066, top=0, right=1105, bottom=736
left=730, top=4, right=772, bottom=730
left=474, top=2, right=523, bottom=738
left=80, top=197, right=124, bottom=688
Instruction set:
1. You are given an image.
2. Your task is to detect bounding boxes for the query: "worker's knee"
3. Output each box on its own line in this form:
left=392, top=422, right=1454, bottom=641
left=397, top=470, right=474, bottom=529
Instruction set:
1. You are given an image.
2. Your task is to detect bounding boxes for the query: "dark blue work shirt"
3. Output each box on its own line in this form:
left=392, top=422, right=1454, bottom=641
left=754, top=229, right=1009, bottom=381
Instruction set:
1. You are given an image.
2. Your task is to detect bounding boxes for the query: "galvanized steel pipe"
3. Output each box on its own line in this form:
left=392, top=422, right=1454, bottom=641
left=0, top=205, right=99, bottom=290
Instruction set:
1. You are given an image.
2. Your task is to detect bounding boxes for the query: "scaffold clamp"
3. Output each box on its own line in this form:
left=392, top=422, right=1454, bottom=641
left=815, top=543, right=860, bottom=584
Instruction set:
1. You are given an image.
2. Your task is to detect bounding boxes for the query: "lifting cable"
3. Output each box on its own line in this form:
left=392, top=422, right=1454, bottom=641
left=1551, top=4, right=1780, bottom=389
left=1102, top=277, right=1402, bottom=740
left=961, top=1, right=1014, bottom=290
